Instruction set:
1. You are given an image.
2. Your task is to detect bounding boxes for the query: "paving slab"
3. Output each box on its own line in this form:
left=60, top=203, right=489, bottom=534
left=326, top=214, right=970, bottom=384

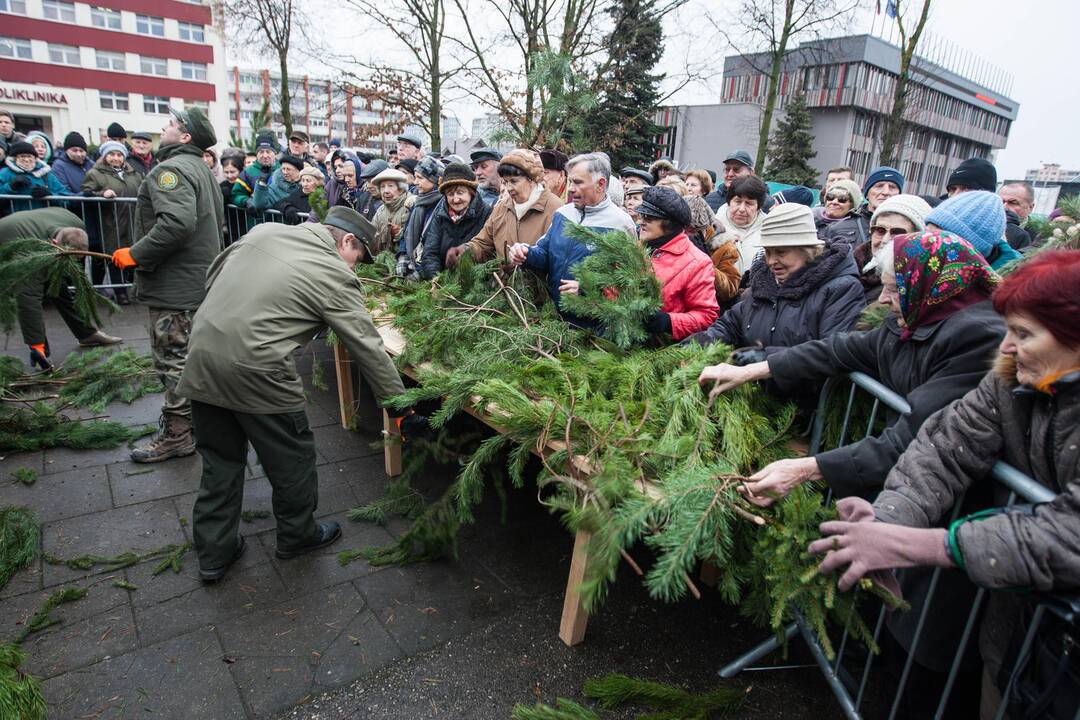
left=41, top=627, right=247, bottom=719
left=106, top=453, right=202, bottom=506
left=0, top=464, right=112, bottom=524
left=41, top=498, right=187, bottom=588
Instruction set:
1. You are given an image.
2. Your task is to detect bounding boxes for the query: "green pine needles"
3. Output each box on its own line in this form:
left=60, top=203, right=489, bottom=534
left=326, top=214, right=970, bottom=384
left=0, top=643, right=46, bottom=720
left=52, top=348, right=163, bottom=411
left=307, top=185, right=329, bottom=222
left=0, top=507, right=39, bottom=593
left=0, top=238, right=116, bottom=333
left=558, top=225, right=663, bottom=349
left=0, top=402, right=153, bottom=454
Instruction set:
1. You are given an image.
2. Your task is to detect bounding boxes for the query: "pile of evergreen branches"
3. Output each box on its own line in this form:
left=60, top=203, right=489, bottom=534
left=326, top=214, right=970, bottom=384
left=345, top=234, right=901, bottom=653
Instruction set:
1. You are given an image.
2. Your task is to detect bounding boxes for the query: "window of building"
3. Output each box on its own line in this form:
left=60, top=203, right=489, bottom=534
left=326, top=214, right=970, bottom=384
left=95, top=49, right=125, bottom=71
left=135, top=14, right=165, bottom=37
left=140, top=56, right=168, bottom=76
left=0, top=0, right=28, bottom=14
left=99, top=90, right=129, bottom=111
left=181, top=61, right=207, bottom=81
left=48, top=42, right=80, bottom=65
left=178, top=21, right=204, bottom=42
left=42, top=0, right=75, bottom=21
left=0, top=35, right=32, bottom=59
left=90, top=6, right=121, bottom=29
left=143, top=95, right=170, bottom=114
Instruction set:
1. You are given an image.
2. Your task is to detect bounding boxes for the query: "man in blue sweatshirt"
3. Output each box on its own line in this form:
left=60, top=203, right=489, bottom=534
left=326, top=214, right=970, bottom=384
left=507, top=152, right=636, bottom=327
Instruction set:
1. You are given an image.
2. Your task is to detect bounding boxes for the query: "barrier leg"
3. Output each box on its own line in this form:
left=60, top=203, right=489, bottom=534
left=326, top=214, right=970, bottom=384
left=795, top=611, right=861, bottom=720
left=718, top=623, right=798, bottom=678
left=559, top=530, right=592, bottom=646
left=333, top=343, right=355, bottom=429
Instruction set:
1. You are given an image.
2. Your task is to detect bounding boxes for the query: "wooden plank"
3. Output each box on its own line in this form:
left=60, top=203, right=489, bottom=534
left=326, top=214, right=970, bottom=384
left=559, top=529, right=592, bottom=646
left=333, top=342, right=355, bottom=430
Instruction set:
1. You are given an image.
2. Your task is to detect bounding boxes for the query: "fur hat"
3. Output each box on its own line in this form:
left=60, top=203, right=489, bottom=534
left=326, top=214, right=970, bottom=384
left=498, top=149, right=543, bottom=183
left=871, top=194, right=932, bottom=233
left=439, top=163, right=477, bottom=193
left=8, top=141, right=36, bottom=158
left=539, top=148, right=567, bottom=172
left=648, top=158, right=677, bottom=179
left=925, top=190, right=1006, bottom=258
left=825, top=179, right=863, bottom=208
left=759, top=203, right=823, bottom=247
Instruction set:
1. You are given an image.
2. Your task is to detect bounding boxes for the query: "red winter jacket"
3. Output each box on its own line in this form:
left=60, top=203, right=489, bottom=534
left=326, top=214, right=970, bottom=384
left=649, top=232, right=719, bottom=340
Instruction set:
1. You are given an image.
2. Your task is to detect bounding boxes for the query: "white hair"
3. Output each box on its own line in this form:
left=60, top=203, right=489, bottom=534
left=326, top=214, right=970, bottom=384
left=866, top=240, right=895, bottom=277
left=567, top=152, right=611, bottom=182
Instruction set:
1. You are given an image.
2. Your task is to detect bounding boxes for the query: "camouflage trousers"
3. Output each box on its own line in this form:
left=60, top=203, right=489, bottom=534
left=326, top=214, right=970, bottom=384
left=148, top=308, right=193, bottom=419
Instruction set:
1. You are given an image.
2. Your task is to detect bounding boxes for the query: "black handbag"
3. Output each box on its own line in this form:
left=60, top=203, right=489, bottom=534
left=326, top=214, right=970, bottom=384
left=1001, top=594, right=1080, bottom=720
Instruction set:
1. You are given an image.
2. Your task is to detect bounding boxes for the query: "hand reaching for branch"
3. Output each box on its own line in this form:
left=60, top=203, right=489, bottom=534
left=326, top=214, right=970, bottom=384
left=698, top=361, right=770, bottom=403
left=738, top=456, right=822, bottom=508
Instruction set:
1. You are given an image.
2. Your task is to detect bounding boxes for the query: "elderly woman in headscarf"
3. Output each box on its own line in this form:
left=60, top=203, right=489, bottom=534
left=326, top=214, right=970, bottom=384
left=396, top=155, right=444, bottom=279
left=808, top=250, right=1080, bottom=718
left=852, top=193, right=932, bottom=304
left=688, top=203, right=864, bottom=356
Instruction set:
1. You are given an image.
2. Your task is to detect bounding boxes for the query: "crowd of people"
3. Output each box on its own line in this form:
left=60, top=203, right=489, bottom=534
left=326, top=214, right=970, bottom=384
left=2, top=104, right=1077, bottom=719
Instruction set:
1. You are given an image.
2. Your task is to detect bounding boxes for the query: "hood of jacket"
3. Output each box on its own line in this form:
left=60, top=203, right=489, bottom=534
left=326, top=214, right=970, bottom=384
left=4, top=157, right=51, bottom=178
left=749, top=241, right=858, bottom=302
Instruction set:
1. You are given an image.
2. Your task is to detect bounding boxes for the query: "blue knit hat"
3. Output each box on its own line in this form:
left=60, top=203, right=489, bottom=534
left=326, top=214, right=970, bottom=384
left=863, top=166, right=905, bottom=195
left=925, top=190, right=1006, bottom=258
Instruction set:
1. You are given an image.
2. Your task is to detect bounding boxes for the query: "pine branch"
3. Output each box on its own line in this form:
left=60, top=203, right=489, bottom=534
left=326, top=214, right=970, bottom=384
left=15, top=587, right=89, bottom=644
left=0, top=643, right=47, bottom=720
left=0, top=507, right=39, bottom=592
left=511, top=699, right=601, bottom=720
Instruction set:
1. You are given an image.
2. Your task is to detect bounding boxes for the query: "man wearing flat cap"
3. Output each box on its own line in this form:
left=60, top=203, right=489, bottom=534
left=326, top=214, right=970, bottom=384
left=470, top=147, right=502, bottom=207
left=287, top=130, right=310, bottom=163
left=396, top=133, right=424, bottom=161
left=177, top=206, right=416, bottom=582
left=620, top=167, right=653, bottom=191
left=111, top=106, right=225, bottom=463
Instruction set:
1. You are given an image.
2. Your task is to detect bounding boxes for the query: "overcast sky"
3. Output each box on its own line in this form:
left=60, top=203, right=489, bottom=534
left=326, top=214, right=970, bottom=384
left=298, top=0, right=1078, bottom=180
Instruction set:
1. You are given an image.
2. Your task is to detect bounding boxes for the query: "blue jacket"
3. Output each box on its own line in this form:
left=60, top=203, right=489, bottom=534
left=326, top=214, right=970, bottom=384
left=0, top=158, right=72, bottom=211
left=251, top=168, right=300, bottom=211
left=523, top=197, right=637, bottom=326
left=987, top=238, right=1021, bottom=271
left=51, top=153, right=95, bottom=194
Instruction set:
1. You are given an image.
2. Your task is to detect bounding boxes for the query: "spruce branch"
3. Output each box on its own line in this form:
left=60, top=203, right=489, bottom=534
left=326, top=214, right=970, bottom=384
left=0, top=507, right=39, bottom=593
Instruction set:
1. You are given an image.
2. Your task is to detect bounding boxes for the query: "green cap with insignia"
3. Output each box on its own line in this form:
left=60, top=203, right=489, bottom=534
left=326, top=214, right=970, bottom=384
left=169, top=106, right=216, bottom=151
left=323, top=206, right=377, bottom=262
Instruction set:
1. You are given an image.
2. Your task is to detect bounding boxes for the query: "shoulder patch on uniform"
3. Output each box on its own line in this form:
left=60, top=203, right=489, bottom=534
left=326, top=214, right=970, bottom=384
left=157, top=171, right=179, bottom=191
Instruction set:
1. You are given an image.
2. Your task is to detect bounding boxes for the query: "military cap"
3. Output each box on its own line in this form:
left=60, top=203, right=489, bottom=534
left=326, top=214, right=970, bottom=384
left=359, top=159, right=388, bottom=180
left=620, top=167, right=653, bottom=185
left=169, top=106, right=216, bottom=151
left=324, top=206, right=378, bottom=261
left=470, top=147, right=502, bottom=165
left=636, top=186, right=692, bottom=227
left=396, top=133, right=423, bottom=149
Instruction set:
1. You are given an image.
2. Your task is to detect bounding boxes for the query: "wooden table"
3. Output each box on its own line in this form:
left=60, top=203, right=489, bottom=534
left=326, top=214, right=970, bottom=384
left=332, top=317, right=606, bottom=645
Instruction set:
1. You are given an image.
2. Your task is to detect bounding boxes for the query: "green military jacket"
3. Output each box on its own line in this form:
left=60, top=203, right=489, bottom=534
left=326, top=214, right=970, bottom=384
left=130, top=143, right=224, bottom=310
left=175, top=222, right=406, bottom=414
left=0, top=207, right=87, bottom=344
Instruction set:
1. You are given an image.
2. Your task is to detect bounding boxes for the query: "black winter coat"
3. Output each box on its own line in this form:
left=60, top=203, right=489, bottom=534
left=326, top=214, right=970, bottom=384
left=1004, top=209, right=1031, bottom=250
left=273, top=188, right=312, bottom=225
left=688, top=241, right=865, bottom=354
left=768, top=300, right=1005, bottom=497
left=419, top=193, right=493, bottom=279
left=822, top=205, right=871, bottom=247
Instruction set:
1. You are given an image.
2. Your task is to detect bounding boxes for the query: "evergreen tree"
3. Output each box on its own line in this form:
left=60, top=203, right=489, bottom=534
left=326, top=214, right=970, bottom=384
left=577, top=0, right=667, bottom=169
left=763, top=93, right=819, bottom=187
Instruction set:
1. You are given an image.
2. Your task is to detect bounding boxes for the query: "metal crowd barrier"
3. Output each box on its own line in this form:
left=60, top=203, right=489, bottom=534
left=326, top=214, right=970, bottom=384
left=719, top=372, right=1076, bottom=720
left=1, top=195, right=309, bottom=291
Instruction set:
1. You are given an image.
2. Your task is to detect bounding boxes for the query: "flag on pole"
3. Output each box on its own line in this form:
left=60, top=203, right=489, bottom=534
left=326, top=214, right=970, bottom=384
left=886, top=0, right=897, bottom=17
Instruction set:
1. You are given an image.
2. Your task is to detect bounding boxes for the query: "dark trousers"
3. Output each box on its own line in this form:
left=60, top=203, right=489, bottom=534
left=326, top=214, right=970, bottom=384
left=191, top=400, right=320, bottom=568
left=18, top=282, right=96, bottom=347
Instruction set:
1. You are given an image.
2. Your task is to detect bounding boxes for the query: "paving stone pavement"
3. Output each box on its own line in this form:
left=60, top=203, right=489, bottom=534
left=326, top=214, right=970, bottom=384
left=1, top=303, right=838, bottom=719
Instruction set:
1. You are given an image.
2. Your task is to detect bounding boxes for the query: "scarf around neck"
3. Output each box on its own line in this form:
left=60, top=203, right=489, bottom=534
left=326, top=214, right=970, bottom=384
left=513, top=183, right=544, bottom=220
left=894, top=229, right=999, bottom=341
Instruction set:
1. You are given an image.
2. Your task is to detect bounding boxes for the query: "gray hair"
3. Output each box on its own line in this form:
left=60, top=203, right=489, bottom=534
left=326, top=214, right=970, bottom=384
left=567, top=152, right=611, bottom=182
left=1001, top=181, right=1034, bottom=203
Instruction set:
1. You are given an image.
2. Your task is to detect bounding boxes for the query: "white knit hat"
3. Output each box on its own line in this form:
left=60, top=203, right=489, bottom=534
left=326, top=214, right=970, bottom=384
left=758, top=203, right=823, bottom=247
left=870, top=193, right=932, bottom=232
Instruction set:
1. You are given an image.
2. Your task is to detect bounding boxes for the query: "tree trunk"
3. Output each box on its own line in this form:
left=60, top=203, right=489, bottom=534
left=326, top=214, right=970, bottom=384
left=755, top=0, right=794, bottom=171
left=278, top=50, right=293, bottom=140
left=428, top=1, right=442, bottom=151
left=877, top=0, right=931, bottom=167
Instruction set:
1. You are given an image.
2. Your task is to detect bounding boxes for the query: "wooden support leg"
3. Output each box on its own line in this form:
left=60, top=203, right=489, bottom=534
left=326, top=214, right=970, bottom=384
left=700, top=560, right=719, bottom=588
left=333, top=344, right=355, bottom=430
left=559, top=529, right=592, bottom=646
left=382, top=409, right=402, bottom=478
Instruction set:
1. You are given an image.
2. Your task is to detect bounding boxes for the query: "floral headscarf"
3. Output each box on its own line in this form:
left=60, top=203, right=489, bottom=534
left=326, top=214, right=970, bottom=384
left=894, top=229, right=999, bottom=340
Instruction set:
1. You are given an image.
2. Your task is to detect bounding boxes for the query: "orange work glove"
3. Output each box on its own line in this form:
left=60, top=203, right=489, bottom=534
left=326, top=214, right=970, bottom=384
left=112, top=247, right=137, bottom=269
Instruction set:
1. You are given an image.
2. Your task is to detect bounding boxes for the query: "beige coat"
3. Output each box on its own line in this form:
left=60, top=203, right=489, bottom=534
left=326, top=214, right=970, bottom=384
left=463, top=189, right=563, bottom=263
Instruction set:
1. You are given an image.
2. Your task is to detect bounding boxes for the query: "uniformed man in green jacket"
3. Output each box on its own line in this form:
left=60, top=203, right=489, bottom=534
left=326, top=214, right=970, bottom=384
left=111, top=106, right=224, bottom=463
left=0, top=207, right=122, bottom=370
left=176, top=206, right=416, bottom=581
